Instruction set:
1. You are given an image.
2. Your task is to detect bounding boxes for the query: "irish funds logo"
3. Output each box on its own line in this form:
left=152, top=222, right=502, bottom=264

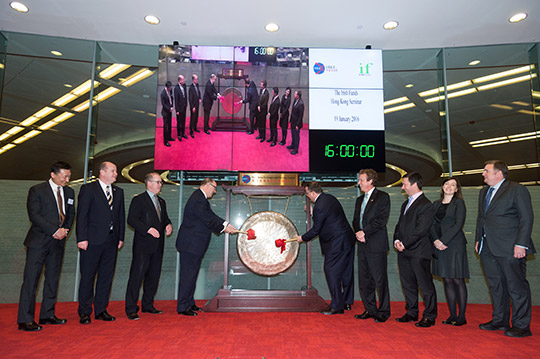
left=313, top=62, right=325, bottom=75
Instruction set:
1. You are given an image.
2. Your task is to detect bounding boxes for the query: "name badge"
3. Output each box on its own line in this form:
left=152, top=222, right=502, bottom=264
left=67, top=198, right=74, bottom=205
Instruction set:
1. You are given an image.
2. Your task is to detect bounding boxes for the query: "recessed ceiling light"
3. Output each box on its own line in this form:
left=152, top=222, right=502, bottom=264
left=265, top=23, right=279, bottom=32
left=145, top=15, right=160, bottom=25
left=405, top=84, right=414, bottom=88
left=469, top=60, right=480, bottom=66
left=10, top=2, right=28, bottom=13
left=50, top=50, right=63, bottom=56
left=63, top=83, right=72, bottom=88
left=509, top=13, right=527, bottom=23
left=383, top=21, right=399, bottom=30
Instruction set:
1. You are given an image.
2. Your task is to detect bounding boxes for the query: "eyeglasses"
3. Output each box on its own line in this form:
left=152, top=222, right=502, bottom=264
left=209, top=183, right=217, bottom=189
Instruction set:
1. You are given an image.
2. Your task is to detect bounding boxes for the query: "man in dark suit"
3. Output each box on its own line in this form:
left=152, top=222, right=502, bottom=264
left=76, top=161, right=125, bottom=324
left=295, top=182, right=356, bottom=315
left=267, top=87, right=280, bottom=146
left=161, top=81, right=174, bottom=147
left=394, top=172, right=436, bottom=327
left=202, top=74, right=221, bottom=135
left=288, top=90, right=304, bottom=155
left=125, top=172, right=172, bottom=320
left=17, top=161, right=75, bottom=331
left=255, top=79, right=269, bottom=142
left=279, top=87, right=291, bottom=146
left=352, top=169, right=391, bottom=323
left=188, top=74, right=202, bottom=138
left=238, top=78, right=258, bottom=134
left=476, top=160, right=535, bottom=338
left=176, top=178, right=237, bottom=316
left=174, top=75, right=188, bottom=141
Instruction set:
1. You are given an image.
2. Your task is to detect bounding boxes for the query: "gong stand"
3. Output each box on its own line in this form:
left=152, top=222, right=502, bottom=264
left=204, top=185, right=328, bottom=312
left=212, top=72, right=249, bottom=131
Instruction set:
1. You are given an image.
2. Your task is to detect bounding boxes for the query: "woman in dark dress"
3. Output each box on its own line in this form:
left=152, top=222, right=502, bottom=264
left=278, top=87, right=291, bottom=146
left=430, top=177, right=469, bottom=326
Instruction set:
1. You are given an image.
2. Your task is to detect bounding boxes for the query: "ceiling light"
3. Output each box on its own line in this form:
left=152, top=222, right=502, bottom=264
left=384, top=103, right=415, bottom=114
left=99, top=63, right=131, bottom=80
left=38, top=112, right=75, bottom=130
left=468, top=60, right=480, bottom=66
left=265, top=23, right=279, bottom=32
left=476, top=74, right=534, bottom=91
left=384, top=96, right=408, bottom=106
left=489, top=104, right=513, bottom=110
left=0, top=126, right=25, bottom=141
left=72, top=100, right=91, bottom=112
left=383, top=21, right=398, bottom=30
left=13, top=130, right=41, bottom=144
left=64, top=83, right=72, bottom=88
left=509, top=13, right=527, bottom=23
left=9, top=2, right=28, bottom=13
left=52, top=93, right=77, bottom=107
left=71, top=80, right=99, bottom=96
left=405, top=84, right=414, bottom=88
left=50, top=50, right=63, bottom=56
left=419, top=80, right=473, bottom=97
left=473, top=65, right=531, bottom=84
left=95, top=87, right=121, bottom=102
left=119, top=69, right=154, bottom=87
left=145, top=15, right=160, bottom=25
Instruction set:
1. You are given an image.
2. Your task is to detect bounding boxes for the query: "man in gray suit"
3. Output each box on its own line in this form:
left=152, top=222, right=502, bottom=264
left=476, top=160, right=535, bottom=338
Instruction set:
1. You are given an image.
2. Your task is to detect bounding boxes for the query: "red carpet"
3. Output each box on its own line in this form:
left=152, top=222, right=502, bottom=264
left=3, top=301, right=538, bottom=358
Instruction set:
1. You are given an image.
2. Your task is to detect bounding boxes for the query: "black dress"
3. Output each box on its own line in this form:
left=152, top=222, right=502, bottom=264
left=430, top=198, right=469, bottom=279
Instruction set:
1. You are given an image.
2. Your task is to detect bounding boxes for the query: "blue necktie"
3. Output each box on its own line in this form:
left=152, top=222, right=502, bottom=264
left=484, top=187, right=494, bottom=212
left=404, top=196, right=412, bottom=214
left=359, top=194, right=369, bottom=230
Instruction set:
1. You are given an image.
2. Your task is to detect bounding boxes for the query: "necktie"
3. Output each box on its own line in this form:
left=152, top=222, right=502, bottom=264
left=57, top=186, right=65, bottom=226
left=484, top=187, right=494, bottom=212
left=154, top=195, right=161, bottom=222
left=359, top=194, right=369, bottom=230
left=404, top=196, right=413, bottom=214
left=180, top=85, right=184, bottom=96
left=106, top=186, right=113, bottom=211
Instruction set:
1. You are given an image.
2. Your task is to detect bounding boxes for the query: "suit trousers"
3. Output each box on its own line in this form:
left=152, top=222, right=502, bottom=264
left=162, top=110, right=172, bottom=144
left=177, top=111, right=187, bottom=137
left=190, top=109, right=199, bottom=133
left=324, top=244, right=354, bottom=311
left=248, top=110, right=257, bottom=132
left=291, top=128, right=300, bottom=151
left=203, top=108, right=211, bottom=132
left=281, top=128, right=287, bottom=143
left=480, top=241, right=531, bottom=329
left=397, top=253, right=437, bottom=320
left=17, top=242, right=64, bottom=323
left=357, top=249, right=390, bottom=317
left=78, top=236, right=118, bottom=316
left=177, top=251, right=203, bottom=312
left=343, top=247, right=354, bottom=306
left=125, top=249, right=164, bottom=314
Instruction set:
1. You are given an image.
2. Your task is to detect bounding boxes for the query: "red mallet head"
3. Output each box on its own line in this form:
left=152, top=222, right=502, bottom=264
left=275, top=239, right=286, bottom=254
left=247, top=229, right=256, bottom=240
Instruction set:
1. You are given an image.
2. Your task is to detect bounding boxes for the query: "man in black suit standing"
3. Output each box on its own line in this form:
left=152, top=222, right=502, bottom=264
left=255, top=80, right=269, bottom=142
left=17, top=161, right=75, bottom=331
left=394, top=172, right=436, bottom=328
left=295, top=182, right=356, bottom=315
left=288, top=90, right=304, bottom=155
left=188, top=74, right=202, bottom=138
left=161, top=81, right=174, bottom=147
left=239, top=78, right=258, bottom=134
left=176, top=178, right=237, bottom=316
left=267, top=87, right=280, bottom=146
left=77, top=161, right=125, bottom=324
left=202, top=74, right=222, bottom=135
left=476, top=160, right=535, bottom=338
left=352, top=169, right=391, bottom=323
left=125, top=172, right=172, bottom=320
left=174, top=75, right=188, bottom=141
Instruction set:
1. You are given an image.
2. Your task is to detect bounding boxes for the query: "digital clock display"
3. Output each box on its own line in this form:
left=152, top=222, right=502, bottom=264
left=309, top=130, right=385, bottom=172
left=249, top=47, right=277, bottom=63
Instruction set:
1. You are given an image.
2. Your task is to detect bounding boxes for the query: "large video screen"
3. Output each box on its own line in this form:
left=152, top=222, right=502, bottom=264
left=154, top=45, right=384, bottom=173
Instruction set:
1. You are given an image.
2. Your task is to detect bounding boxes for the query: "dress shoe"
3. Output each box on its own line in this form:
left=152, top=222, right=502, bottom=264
left=415, top=318, right=435, bottom=328
left=127, top=312, right=139, bottom=320
left=354, top=311, right=374, bottom=320
left=177, top=137, right=182, bottom=141
left=39, top=316, right=67, bottom=325
left=395, top=313, right=418, bottom=323
left=286, top=145, right=294, bottom=149
left=95, top=311, right=115, bottom=321
left=190, top=133, right=195, bottom=138
left=164, top=142, right=171, bottom=147
left=142, top=308, right=163, bottom=314
left=79, top=314, right=91, bottom=325
left=451, top=319, right=467, bottom=326
left=504, top=327, right=532, bottom=338
left=270, top=142, right=277, bottom=147
left=320, top=309, right=344, bottom=315
left=194, top=129, right=200, bottom=133
left=266, top=139, right=273, bottom=143
left=279, top=141, right=285, bottom=146
left=191, top=305, right=202, bottom=312
left=260, top=138, right=266, bottom=143
left=18, top=321, right=42, bottom=331
left=479, top=320, right=509, bottom=331
left=182, top=134, right=188, bottom=139
left=442, top=317, right=456, bottom=325
left=290, top=150, right=298, bottom=155
left=178, top=309, right=198, bottom=316
left=374, top=314, right=388, bottom=323
left=255, top=136, right=261, bottom=140
left=344, top=304, right=352, bottom=311
left=204, top=130, right=211, bottom=135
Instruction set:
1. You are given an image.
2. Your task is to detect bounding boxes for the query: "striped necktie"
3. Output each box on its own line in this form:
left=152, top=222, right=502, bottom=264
left=57, top=186, right=65, bottom=226
left=106, top=185, right=113, bottom=211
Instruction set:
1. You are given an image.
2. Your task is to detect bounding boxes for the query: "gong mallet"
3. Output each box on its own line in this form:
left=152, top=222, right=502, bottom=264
left=275, top=238, right=298, bottom=253
left=237, top=228, right=257, bottom=240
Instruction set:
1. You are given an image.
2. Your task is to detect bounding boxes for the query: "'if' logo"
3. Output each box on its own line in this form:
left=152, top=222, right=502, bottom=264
left=359, top=63, right=373, bottom=75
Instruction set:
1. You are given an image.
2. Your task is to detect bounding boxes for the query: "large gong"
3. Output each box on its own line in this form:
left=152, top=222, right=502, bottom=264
left=237, top=211, right=300, bottom=276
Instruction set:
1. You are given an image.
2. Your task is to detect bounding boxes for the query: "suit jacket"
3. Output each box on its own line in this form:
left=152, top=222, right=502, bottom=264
left=394, top=193, right=433, bottom=259
left=76, top=181, right=125, bottom=246
left=127, top=192, right=172, bottom=254
left=176, top=189, right=225, bottom=257
left=258, top=88, right=269, bottom=114
left=174, top=83, right=188, bottom=114
left=189, top=83, right=201, bottom=112
left=269, top=95, right=280, bottom=126
left=475, top=180, right=535, bottom=256
left=279, top=94, right=291, bottom=128
left=160, top=88, right=173, bottom=115
left=290, top=98, right=304, bottom=129
left=352, top=188, right=390, bottom=253
left=430, top=197, right=466, bottom=246
left=202, top=80, right=218, bottom=110
left=24, top=181, right=75, bottom=248
left=242, top=81, right=258, bottom=111
left=302, top=192, right=355, bottom=256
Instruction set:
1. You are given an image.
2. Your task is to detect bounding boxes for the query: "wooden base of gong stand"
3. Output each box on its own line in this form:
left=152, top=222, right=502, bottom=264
left=203, top=288, right=329, bottom=312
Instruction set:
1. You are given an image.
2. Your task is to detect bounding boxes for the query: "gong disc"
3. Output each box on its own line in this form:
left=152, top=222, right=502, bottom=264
left=221, top=87, right=243, bottom=115
left=237, top=211, right=300, bottom=276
